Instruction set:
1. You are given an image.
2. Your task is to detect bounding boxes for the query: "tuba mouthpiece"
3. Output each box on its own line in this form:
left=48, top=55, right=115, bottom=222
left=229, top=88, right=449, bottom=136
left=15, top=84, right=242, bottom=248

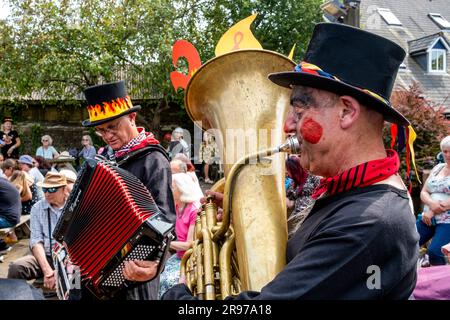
left=277, top=136, right=301, bottom=155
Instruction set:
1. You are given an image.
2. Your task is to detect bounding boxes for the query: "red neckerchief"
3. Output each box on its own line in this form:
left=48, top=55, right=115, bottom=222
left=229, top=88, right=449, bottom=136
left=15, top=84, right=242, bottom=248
left=312, top=149, right=400, bottom=199
left=114, top=128, right=159, bottom=159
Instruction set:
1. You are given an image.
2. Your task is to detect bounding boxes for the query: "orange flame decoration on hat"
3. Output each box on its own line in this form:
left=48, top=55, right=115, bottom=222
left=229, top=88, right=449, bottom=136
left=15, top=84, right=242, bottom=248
left=87, top=95, right=133, bottom=123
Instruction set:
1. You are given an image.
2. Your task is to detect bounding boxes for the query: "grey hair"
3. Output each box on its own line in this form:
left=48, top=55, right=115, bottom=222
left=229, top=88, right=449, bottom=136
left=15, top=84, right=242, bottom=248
left=41, top=135, right=53, bottom=145
left=82, top=135, right=93, bottom=146
left=172, top=127, right=184, bottom=139
left=441, top=136, right=450, bottom=150
left=171, top=159, right=187, bottom=173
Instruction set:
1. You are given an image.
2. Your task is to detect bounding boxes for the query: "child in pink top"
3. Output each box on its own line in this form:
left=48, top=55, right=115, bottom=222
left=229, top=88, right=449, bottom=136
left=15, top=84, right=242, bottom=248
left=159, top=172, right=203, bottom=298
left=175, top=201, right=200, bottom=258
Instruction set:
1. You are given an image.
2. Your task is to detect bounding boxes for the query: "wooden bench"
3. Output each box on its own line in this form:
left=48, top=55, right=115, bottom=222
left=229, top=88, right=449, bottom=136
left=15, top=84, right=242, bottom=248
left=0, top=215, right=31, bottom=239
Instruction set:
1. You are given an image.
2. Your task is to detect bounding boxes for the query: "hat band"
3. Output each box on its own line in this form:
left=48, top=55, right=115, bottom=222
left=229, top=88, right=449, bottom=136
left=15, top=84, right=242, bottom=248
left=294, top=62, right=390, bottom=106
left=87, top=95, right=133, bottom=123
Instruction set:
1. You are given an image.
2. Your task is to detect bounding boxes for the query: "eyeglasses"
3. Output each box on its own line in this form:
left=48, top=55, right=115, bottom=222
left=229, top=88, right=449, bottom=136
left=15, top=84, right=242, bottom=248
left=95, top=119, right=123, bottom=137
left=42, top=186, right=61, bottom=194
left=82, top=139, right=89, bottom=141
left=42, top=140, right=48, bottom=142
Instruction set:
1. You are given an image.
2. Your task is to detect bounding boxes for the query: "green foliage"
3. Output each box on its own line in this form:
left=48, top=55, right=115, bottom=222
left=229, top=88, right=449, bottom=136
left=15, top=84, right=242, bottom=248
left=30, top=123, right=43, bottom=154
left=0, top=0, right=323, bottom=134
left=177, top=0, right=323, bottom=64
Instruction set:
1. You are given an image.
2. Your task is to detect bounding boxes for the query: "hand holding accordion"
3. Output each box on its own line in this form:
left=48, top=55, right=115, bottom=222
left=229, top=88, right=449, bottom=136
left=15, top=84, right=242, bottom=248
left=52, top=158, right=174, bottom=300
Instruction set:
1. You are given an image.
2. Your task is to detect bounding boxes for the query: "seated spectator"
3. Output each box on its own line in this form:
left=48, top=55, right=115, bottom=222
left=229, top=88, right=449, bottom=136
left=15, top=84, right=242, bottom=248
left=285, top=155, right=320, bottom=235
left=9, top=170, right=32, bottom=203
left=1, top=158, right=17, bottom=179
left=0, top=177, right=21, bottom=252
left=78, top=135, right=96, bottom=164
left=159, top=172, right=202, bottom=298
left=36, top=135, right=59, bottom=160
left=7, top=172, right=68, bottom=292
left=10, top=170, right=38, bottom=220
left=59, top=169, right=77, bottom=196
left=173, top=153, right=200, bottom=185
left=34, top=156, right=52, bottom=177
left=170, top=159, right=203, bottom=201
left=51, top=151, right=77, bottom=173
left=18, top=155, right=44, bottom=200
left=417, top=135, right=450, bottom=266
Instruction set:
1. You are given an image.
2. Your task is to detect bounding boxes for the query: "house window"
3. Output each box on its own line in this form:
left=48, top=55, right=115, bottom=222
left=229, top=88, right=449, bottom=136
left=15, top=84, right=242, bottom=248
left=377, top=8, right=402, bottom=26
left=429, top=49, right=446, bottom=72
left=429, top=13, right=450, bottom=29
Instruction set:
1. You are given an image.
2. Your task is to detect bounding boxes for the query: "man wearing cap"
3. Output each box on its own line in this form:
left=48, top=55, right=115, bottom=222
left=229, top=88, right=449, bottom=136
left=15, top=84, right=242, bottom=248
left=81, top=80, right=176, bottom=300
left=8, top=172, right=67, bottom=291
left=18, top=155, right=44, bottom=200
left=164, top=23, right=419, bottom=300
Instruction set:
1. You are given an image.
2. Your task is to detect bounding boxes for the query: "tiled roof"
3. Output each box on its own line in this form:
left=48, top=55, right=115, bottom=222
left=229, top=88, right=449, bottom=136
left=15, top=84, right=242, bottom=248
left=408, top=33, right=443, bottom=55
left=360, top=0, right=450, bottom=112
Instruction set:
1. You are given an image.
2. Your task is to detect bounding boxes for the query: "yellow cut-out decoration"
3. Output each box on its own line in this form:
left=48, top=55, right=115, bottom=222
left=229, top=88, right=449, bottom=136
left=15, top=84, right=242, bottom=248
left=408, top=125, right=421, bottom=184
left=288, top=44, right=296, bottom=60
left=215, top=14, right=263, bottom=57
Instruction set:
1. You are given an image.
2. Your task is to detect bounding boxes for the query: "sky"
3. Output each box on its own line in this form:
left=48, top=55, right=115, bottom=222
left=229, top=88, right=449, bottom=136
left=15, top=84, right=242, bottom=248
left=0, top=0, right=10, bottom=20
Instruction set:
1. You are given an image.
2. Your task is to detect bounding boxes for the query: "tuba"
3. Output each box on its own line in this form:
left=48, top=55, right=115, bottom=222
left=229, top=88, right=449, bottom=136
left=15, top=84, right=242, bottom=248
left=181, top=49, right=296, bottom=299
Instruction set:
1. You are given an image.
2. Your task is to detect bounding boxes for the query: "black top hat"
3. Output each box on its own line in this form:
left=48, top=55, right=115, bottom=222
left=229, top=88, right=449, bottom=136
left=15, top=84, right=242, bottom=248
left=269, top=23, right=409, bottom=126
left=82, top=80, right=141, bottom=127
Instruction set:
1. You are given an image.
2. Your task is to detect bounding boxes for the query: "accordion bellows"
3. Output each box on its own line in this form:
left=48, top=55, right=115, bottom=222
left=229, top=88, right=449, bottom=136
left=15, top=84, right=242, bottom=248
left=53, top=159, right=174, bottom=299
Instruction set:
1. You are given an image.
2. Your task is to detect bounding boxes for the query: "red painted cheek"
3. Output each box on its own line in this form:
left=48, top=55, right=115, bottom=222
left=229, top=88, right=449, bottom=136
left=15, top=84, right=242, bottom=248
left=300, top=118, right=323, bottom=144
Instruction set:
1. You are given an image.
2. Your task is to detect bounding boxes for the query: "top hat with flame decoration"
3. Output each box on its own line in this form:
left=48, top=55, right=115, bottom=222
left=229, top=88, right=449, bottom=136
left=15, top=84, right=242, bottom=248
left=82, top=80, right=141, bottom=127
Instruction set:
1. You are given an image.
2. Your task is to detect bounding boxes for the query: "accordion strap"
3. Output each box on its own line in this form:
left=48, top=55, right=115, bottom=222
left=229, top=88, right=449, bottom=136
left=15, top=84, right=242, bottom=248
left=116, top=144, right=170, bottom=166
left=47, top=208, right=52, bottom=255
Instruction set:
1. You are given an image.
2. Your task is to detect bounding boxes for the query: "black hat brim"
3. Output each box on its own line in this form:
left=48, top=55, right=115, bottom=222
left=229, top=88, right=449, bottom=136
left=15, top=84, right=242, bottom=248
left=82, top=105, right=141, bottom=127
left=268, top=72, right=410, bottom=126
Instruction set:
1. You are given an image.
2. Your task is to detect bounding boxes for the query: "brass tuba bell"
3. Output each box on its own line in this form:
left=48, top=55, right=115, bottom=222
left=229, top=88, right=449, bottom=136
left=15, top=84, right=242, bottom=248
left=181, top=49, right=296, bottom=299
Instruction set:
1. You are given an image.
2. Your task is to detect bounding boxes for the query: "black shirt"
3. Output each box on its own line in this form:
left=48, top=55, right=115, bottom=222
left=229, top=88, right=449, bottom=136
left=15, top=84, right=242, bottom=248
left=0, top=178, right=21, bottom=225
left=0, top=130, right=19, bottom=159
left=164, top=184, right=419, bottom=300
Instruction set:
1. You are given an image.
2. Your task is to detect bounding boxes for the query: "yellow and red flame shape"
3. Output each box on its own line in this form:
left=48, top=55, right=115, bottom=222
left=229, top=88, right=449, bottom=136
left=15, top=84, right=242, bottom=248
left=87, top=95, right=133, bottom=123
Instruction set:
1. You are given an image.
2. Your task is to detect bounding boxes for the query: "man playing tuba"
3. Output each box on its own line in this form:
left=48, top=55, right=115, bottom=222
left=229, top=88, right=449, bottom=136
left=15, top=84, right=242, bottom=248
left=162, top=23, right=419, bottom=300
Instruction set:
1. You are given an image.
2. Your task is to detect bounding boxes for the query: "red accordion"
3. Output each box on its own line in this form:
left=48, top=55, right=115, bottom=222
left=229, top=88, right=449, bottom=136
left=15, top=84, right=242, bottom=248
left=53, top=158, right=174, bottom=300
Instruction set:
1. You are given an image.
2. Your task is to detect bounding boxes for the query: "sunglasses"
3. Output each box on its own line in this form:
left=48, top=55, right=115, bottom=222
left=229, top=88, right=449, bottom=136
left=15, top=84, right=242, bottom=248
left=42, top=186, right=61, bottom=194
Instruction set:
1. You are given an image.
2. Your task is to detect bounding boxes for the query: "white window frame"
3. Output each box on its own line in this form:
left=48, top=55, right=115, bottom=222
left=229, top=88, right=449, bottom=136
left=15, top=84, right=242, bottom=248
left=427, top=38, right=450, bottom=74
left=377, top=8, right=402, bottom=26
left=428, top=49, right=446, bottom=73
left=429, top=13, right=450, bottom=29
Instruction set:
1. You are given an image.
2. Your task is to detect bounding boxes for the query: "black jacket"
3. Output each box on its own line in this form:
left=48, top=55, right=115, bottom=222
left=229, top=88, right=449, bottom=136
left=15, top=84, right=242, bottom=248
left=116, top=145, right=176, bottom=300
left=164, top=184, right=419, bottom=300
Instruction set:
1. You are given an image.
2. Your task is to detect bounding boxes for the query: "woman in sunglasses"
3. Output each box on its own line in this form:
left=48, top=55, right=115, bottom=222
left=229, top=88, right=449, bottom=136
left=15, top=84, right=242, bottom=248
left=36, top=135, right=59, bottom=160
